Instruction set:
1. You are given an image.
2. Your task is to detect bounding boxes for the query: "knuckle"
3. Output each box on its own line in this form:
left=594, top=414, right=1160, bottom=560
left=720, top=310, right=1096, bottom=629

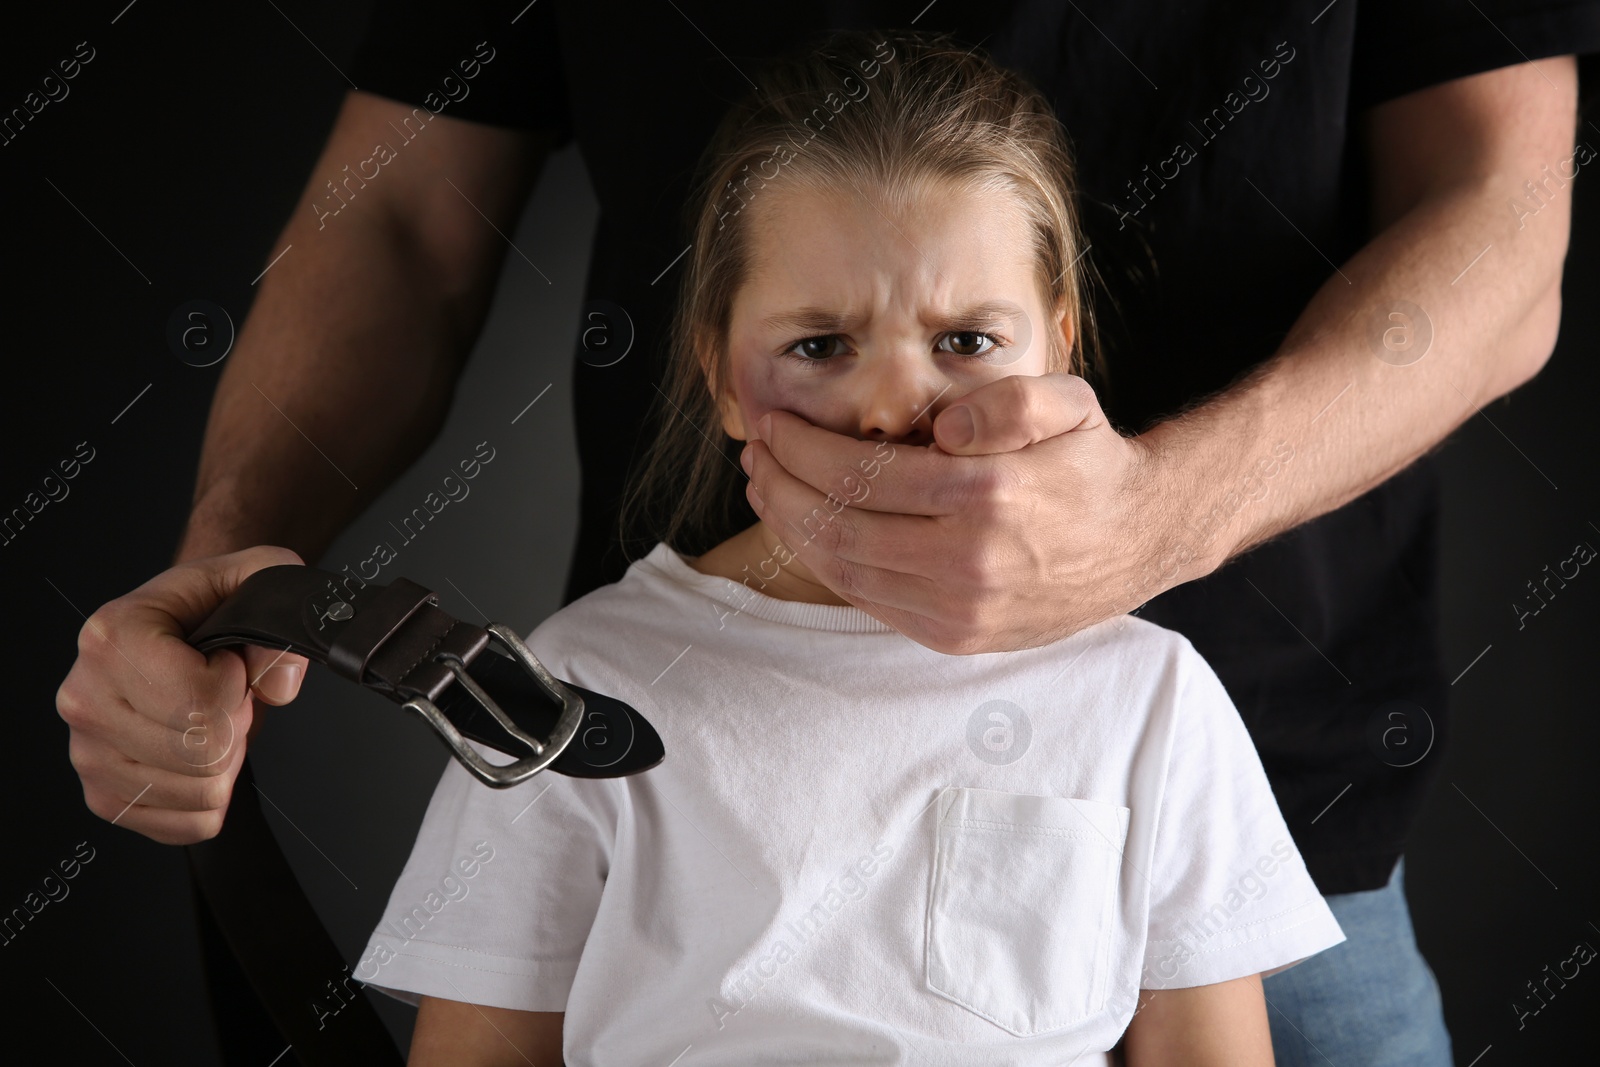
left=926, top=472, right=964, bottom=514
left=798, top=506, right=840, bottom=556
left=810, top=508, right=842, bottom=553
left=55, top=681, right=89, bottom=729
left=924, top=616, right=979, bottom=656
left=957, top=492, right=1003, bottom=536
left=81, top=786, right=119, bottom=825
left=827, top=508, right=860, bottom=560
left=76, top=607, right=114, bottom=657
left=66, top=735, right=98, bottom=778
left=935, top=465, right=991, bottom=515
left=196, top=774, right=234, bottom=813
left=187, top=738, right=235, bottom=779
left=966, top=464, right=1009, bottom=508
left=990, top=467, right=1032, bottom=518
left=1000, top=372, right=1035, bottom=413
left=188, top=671, right=244, bottom=736
left=947, top=625, right=990, bottom=657
left=833, top=554, right=865, bottom=600
left=190, top=809, right=226, bottom=842
left=938, top=634, right=978, bottom=657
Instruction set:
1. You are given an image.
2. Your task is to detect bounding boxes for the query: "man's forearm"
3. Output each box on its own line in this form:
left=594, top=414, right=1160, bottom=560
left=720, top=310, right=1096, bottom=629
left=1135, top=79, right=1573, bottom=591
left=175, top=208, right=473, bottom=565
left=173, top=93, right=545, bottom=567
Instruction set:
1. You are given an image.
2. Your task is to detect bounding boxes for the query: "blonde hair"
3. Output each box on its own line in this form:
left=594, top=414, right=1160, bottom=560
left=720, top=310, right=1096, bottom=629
left=618, top=28, right=1102, bottom=560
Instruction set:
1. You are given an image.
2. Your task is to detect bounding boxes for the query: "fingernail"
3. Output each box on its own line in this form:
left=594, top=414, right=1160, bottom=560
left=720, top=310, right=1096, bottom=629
left=748, top=482, right=763, bottom=509
left=740, top=442, right=753, bottom=474
left=758, top=412, right=772, bottom=441
left=943, top=405, right=975, bottom=447
left=264, top=662, right=303, bottom=696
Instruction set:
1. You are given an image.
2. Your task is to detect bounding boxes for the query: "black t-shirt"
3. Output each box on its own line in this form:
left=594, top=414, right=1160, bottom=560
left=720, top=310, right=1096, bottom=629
left=348, top=0, right=1600, bottom=894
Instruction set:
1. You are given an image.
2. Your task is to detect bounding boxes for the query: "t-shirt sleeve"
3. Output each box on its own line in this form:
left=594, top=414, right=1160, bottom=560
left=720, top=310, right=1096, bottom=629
left=347, top=0, right=575, bottom=144
left=353, top=738, right=620, bottom=1012
left=1139, top=642, right=1345, bottom=989
left=1350, top=0, right=1600, bottom=113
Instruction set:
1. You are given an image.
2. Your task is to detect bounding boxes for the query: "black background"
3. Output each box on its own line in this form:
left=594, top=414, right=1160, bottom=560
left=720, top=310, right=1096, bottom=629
left=3, top=2, right=1597, bottom=1063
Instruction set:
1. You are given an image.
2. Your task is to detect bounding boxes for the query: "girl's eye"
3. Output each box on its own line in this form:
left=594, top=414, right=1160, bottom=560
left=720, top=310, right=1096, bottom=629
left=780, top=330, right=1009, bottom=363
left=786, top=335, right=846, bottom=361
left=938, top=330, right=1001, bottom=357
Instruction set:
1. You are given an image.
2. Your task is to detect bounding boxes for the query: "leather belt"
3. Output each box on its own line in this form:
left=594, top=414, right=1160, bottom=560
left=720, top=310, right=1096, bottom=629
left=186, top=564, right=664, bottom=784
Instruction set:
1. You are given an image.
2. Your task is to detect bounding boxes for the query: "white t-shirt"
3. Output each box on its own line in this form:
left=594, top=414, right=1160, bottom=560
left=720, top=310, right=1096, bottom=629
left=357, top=542, right=1344, bottom=1064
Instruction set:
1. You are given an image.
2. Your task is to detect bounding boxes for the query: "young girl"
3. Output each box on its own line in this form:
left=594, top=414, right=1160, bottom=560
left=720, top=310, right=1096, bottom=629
left=358, top=30, right=1343, bottom=1065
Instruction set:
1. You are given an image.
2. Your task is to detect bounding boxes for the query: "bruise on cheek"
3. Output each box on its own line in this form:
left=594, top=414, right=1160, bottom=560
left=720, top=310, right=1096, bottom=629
left=732, top=351, right=843, bottom=438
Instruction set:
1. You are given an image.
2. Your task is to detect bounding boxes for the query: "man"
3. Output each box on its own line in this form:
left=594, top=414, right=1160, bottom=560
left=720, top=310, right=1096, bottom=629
left=55, top=1, right=1597, bottom=1062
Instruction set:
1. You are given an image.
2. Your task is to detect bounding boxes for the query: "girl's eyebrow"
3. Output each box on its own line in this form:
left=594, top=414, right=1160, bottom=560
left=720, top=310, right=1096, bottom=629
left=760, top=307, right=857, bottom=334
left=761, top=300, right=1021, bottom=334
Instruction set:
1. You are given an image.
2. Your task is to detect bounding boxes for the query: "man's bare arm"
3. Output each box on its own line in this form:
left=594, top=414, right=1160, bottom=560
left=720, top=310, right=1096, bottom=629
left=1141, top=56, right=1576, bottom=582
left=54, top=92, right=554, bottom=843
left=176, top=89, right=552, bottom=564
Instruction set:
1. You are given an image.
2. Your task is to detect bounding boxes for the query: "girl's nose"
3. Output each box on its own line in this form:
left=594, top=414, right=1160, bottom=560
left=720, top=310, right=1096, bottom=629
left=856, top=359, right=941, bottom=446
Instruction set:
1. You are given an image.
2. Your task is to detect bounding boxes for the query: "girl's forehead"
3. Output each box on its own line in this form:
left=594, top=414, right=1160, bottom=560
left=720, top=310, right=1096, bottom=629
left=747, top=178, right=1031, bottom=256
left=736, top=182, right=1041, bottom=321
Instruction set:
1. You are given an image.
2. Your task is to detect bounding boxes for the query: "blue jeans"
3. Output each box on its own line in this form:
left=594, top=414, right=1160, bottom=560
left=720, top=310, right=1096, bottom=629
left=1262, top=857, right=1453, bottom=1066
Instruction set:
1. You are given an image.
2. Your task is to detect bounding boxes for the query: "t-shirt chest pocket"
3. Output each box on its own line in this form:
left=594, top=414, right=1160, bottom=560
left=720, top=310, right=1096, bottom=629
left=924, top=787, right=1130, bottom=1036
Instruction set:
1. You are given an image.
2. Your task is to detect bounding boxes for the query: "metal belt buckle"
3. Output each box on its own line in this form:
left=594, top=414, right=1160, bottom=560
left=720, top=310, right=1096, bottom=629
left=404, top=622, right=583, bottom=788
left=184, top=564, right=664, bottom=789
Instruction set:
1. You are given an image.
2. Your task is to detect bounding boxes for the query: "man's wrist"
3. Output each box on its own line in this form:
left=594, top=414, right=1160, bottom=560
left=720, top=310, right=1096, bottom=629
left=1123, top=423, right=1240, bottom=608
left=173, top=477, right=323, bottom=566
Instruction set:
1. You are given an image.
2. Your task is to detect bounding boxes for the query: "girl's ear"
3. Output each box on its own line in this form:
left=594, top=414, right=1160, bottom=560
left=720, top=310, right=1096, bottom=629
left=715, top=385, right=750, bottom=441
left=696, top=333, right=750, bottom=440
left=1055, top=297, right=1077, bottom=373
